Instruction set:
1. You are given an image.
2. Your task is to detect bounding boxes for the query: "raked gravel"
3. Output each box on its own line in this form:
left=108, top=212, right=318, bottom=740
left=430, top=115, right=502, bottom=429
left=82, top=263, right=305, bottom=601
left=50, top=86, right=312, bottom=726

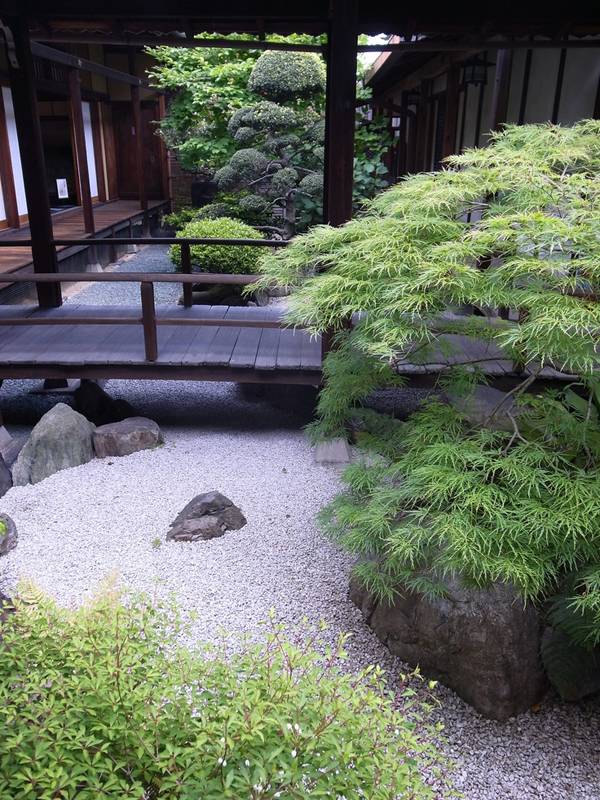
left=0, top=246, right=599, bottom=800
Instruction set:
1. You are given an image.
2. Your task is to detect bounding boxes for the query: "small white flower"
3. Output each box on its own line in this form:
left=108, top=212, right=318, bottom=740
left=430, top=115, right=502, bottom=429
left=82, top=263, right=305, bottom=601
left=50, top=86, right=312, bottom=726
left=291, top=749, right=297, bottom=758
left=245, top=759, right=251, bottom=767
left=294, top=723, right=301, bottom=733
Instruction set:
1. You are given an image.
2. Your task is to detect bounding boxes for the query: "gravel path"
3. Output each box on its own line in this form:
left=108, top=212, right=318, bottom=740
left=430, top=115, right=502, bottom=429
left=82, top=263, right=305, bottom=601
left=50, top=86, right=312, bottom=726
left=0, top=246, right=599, bottom=800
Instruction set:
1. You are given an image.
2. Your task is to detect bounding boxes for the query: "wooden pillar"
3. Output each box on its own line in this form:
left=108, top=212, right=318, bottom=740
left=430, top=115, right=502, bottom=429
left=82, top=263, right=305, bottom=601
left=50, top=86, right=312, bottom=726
left=68, top=69, right=94, bottom=234
left=442, top=63, right=461, bottom=158
left=323, top=0, right=358, bottom=226
left=0, top=87, right=19, bottom=228
left=5, top=15, right=61, bottom=307
left=157, top=94, right=170, bottom=202
left=131, top=84, right=147, bottom=212
left=490, top=49, right=514, bottom=131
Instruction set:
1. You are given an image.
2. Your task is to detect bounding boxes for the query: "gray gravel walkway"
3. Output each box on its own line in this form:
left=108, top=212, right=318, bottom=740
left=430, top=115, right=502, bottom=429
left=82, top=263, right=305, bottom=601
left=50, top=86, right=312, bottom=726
left=0, top=246, right=599, bottom=800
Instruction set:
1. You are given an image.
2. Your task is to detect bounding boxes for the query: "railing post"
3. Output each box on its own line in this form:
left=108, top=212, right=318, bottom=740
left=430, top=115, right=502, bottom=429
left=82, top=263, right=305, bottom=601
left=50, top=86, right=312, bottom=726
left=140, top=281, right=158, bottom=362
left=181, top=242, right=193, bottom=308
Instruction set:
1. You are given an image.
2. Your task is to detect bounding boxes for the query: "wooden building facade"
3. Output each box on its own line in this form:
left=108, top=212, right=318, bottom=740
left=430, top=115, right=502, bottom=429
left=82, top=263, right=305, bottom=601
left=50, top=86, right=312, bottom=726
left=366, top=35, right=600, bottom=177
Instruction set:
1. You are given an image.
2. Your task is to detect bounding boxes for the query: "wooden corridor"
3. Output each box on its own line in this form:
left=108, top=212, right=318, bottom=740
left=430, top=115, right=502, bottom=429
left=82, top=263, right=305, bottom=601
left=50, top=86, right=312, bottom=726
left=0, top=200, right=166, bottom=279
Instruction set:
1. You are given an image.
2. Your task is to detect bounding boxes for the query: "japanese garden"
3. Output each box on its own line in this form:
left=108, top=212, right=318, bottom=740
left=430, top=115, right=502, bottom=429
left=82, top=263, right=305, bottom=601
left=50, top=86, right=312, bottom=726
left=0, top=7, right=598, bottom=800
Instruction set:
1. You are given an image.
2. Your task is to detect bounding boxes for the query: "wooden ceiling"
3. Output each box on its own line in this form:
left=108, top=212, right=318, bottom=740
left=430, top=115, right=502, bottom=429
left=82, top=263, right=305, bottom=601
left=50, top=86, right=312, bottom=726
left=3, top=1, right=600, bottom=43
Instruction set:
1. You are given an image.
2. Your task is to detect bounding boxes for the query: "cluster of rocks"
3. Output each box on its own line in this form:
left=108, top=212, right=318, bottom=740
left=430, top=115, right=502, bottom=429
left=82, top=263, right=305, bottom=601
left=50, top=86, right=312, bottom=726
left=4, top=400, right=163, bottom=489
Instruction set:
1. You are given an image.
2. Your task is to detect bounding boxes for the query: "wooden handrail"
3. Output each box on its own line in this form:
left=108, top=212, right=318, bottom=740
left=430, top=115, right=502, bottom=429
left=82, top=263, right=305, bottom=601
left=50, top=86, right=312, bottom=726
left=1, top=272, right=261, bottom=284
left=0, top=237, right=289, bottom=247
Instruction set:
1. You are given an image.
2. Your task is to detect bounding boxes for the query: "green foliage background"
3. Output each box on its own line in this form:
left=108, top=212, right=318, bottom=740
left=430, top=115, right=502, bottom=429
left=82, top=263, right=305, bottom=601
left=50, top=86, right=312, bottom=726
left=170, top=217, right=263, bottom=273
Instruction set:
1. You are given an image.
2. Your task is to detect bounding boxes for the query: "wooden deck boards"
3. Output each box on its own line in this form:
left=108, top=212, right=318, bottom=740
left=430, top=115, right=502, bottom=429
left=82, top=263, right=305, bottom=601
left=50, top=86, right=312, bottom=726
left=0, top=303, right=577, bottom=385
left=0, top=199, right=165, bottom=277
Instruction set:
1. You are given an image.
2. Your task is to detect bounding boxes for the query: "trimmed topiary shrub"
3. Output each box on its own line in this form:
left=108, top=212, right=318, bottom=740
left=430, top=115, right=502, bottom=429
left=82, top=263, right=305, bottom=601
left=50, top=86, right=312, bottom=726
left=170, top=217, right=263, bottom=274
left=248, top=51, right=326, bottom=101
left=0, top=589, right=455, bottom=799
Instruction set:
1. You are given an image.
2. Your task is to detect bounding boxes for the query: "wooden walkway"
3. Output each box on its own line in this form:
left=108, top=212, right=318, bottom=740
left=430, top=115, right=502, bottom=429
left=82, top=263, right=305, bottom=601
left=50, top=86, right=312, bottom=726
left=0, top=304, right=324, bottom=384
left=0, top=200, right=166, bottom=278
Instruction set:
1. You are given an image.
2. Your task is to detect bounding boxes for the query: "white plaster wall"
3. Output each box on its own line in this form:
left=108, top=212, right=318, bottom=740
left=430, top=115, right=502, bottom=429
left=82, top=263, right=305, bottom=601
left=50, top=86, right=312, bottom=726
left=82, top=102, right=99, bottom=198
left=2, top=86, right=27, bottom=216
left=0, top=178, right=6, bottom=223
left=557, top=49, right=600, bottom=124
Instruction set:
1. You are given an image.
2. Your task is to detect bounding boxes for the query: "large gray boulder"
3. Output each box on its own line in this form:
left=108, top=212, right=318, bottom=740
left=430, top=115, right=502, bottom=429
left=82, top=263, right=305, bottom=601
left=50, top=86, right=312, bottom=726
left=350, top=574, right=547, bottom=720
left=167, top=492, right=247, bottom=542
left=0, top=513, right=17, bottom=556
left=12, top=403, right=95, bottom=486
left=93, top=417, right=163, bottom=458
left=0, top=455, right=12, bottom=498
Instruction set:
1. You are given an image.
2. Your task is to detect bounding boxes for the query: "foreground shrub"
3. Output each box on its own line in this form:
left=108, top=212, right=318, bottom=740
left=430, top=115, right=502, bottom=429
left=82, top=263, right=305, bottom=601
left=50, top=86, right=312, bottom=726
left=170, top=216, right=263, bottom=274
left=0, top=589, right=454, bottom=799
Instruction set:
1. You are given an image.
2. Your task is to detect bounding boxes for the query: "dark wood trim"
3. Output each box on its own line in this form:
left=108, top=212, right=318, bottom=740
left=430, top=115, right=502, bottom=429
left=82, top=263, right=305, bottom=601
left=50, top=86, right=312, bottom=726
left=458, top=84, right=468, bottom=153
left=414, top=79, right=431, bottom=171
left=551, top=48, right=567, bottom=124
left=31, top=41, right=147, bottom=87
left=518, top=48, right=533, bottom=124
left=0, top=88, right=19, bottom=229
left=157, top=94, right=170, bottom=201
left=442, top=63, right=460, bottom=158
left=5, top=15, right=61, bottom=308
left=90, top=101, right=107, bottom=202
left=131, top=84, right=148, bottom=211
left=473, top=64, right=486, bottom=146
left=100, top=103, right=118, bottom=200
left=323, top=0, right=358, bottom=226
left=68, top=69, right=95, bottom=233
left=594, top=73, right=600, bottom=119
left=490, top=48, right=514, bottom=130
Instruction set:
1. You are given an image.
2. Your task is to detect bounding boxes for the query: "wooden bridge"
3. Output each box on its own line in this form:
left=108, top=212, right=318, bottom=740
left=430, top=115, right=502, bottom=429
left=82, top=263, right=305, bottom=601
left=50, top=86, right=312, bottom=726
left=0, top=238, right=575, bottom=390
left=0, top=237, right=325, bottom=386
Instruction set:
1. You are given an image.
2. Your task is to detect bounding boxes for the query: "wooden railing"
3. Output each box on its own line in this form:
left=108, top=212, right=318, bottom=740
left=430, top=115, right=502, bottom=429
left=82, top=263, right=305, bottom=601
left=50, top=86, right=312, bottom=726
left=0, top=236, right=323, bottom=364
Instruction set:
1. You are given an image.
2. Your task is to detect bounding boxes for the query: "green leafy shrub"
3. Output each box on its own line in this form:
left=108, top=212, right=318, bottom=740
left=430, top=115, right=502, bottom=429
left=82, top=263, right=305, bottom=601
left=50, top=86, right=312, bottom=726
left=163, top=206, right=199, bottom=230
left=0, top=589, right=454, bottom=799
left=170, top=217, right=263, bottom=274
left=257, top=121, right=600, bottom=674
left=248, top=51, right=326, bottom=101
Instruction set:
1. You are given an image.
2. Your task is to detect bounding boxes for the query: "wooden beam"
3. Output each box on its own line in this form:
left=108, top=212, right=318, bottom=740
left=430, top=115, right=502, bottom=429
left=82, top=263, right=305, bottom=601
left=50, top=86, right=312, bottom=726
left=131, top=84, right=147, bottom=212
left=490, top=49, right=514, bottom=130
left=323, top=0, right=358, bottom=226
left=0, top=88, right=19, bottom=229
left=518, top=48, right=533, bottom=124
left=551, top=48, right=567, bottom=123
left=5, top=15, right=61, bottom=308
left=157, top=94, right=170, bottom=201
left=68, top=69, right=94, bottom=234
left=30, top=41, right=148, bottom=87
left=442, top=63, right=460, bottom=158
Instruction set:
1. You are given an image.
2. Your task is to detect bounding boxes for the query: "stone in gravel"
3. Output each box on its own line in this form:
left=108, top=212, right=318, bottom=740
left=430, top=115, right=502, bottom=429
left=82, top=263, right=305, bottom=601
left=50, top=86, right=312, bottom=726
left=0, top=513, right=17, bottom=556
left=12, top=403, right=95, bottom=486
left=93, top=417, right=163, bottom=458
left=350, top=573, right=547, bottom=720
left=314, top=438, right=352, bottom=465
left=167, top=491, right=247, bottom=542
left=74, top=380, right=136, bottom=426
left=0, top=455, right=12, bottom=498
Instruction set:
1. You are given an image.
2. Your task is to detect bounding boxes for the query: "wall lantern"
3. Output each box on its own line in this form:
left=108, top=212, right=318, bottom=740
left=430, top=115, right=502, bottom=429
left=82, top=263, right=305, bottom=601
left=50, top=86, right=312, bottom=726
left=462, top=56, right=491, bottom=86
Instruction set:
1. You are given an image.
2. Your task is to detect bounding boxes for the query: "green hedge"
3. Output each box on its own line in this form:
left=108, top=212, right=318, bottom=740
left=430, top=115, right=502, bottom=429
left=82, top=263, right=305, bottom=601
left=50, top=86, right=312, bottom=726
left=170, top=217, right=263, bottom=275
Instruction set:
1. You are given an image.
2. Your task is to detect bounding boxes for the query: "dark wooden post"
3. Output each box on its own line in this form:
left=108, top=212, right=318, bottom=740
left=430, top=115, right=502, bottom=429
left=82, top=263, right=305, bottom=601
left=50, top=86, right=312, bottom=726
left=131, top=84, right=148, bottom=213
left=442, top=63, right=461, bottom=158
left=181, top=242, right=193, bottom=308
left=490, top=49, right=514, bottom=131
left=157, top=94, right=170, bottom=202
left=68, top=69, right=94, bottom=234
left=323, top=0, right=358, bottom=227
left=5, top=15, right=61, bottom=308
left=140, top=281, right=157, bottom=361
left=0, top=89, right=19, bottom=229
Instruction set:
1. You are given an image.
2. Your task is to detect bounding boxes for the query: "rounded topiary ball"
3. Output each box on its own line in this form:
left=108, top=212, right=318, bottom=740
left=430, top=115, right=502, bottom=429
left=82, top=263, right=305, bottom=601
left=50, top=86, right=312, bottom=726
left=248, top=51, right=326, bottom=102
left=170, top=217, right=263, bottom=275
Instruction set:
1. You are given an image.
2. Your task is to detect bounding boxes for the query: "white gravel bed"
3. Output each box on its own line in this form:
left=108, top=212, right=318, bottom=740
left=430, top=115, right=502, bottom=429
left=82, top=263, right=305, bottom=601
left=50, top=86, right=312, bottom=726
left=0, top=246, right=598, bottom=799
left=0, top=422, right=598, bottom=800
